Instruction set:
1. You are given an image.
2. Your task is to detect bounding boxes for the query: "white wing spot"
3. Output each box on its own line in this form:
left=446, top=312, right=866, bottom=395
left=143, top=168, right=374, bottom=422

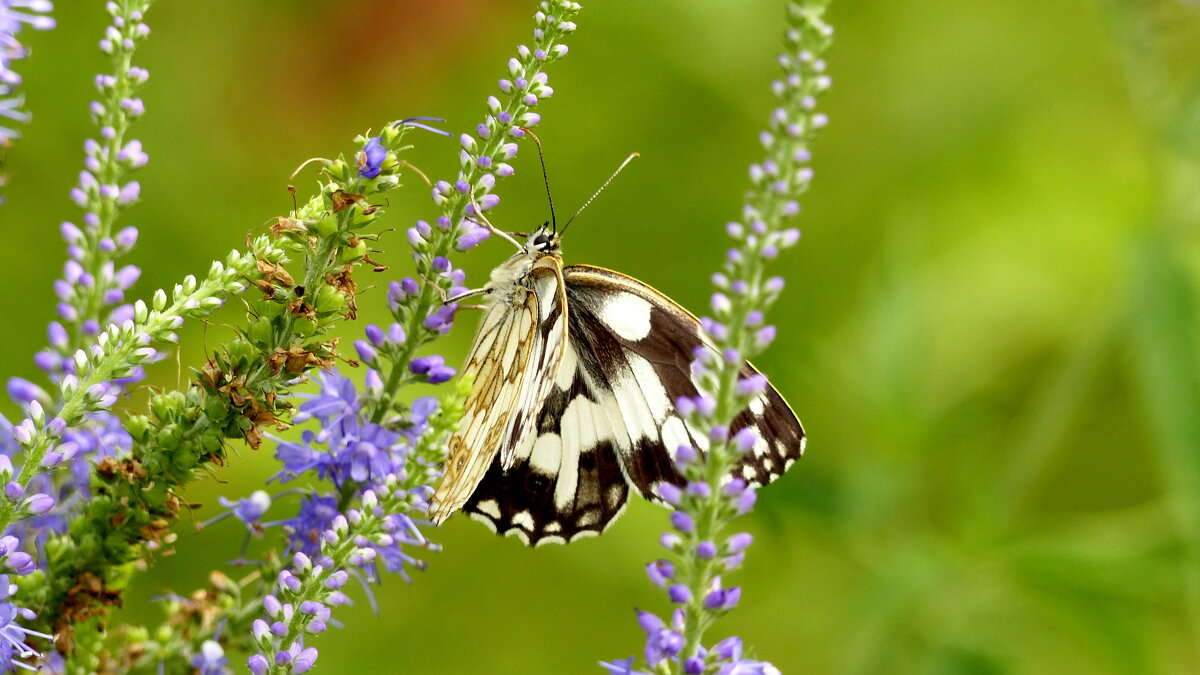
left=555, top=345, right=578, bottom=390
left=513, top=511, right=535, bottom=530
left=661, top=416, right=690, bottom=454
left=628, top=354, right=671, bottom=423
left=529, top=433, right=562, bottom=476
left=555, top=398, right=600, bottom=510
left=741, top=465, right=756, bottom=480
left=749, top=395, right=766, bottom=415
left=476, top=499, right=501, bottom=518
left=601, top=292, right=652, bottom=341
left=545, top=521, right=562, bottom=533
left=467, top=511, right=499, bottom=533
left=753, top=435, right=769, bottom=457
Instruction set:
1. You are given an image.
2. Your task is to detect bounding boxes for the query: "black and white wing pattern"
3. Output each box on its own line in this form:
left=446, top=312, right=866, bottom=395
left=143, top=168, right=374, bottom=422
left=430, top=256, right=567, bottom=525
left=461, top=264, right=805, bottom=545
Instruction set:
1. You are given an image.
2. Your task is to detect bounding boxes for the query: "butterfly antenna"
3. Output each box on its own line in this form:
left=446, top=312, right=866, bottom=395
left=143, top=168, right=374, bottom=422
left=520, top=127, right=558, bottom=234
left=561, top=152, right=640, bottom=235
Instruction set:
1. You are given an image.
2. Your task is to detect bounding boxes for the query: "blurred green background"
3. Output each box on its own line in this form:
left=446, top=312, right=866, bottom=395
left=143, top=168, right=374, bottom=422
left=3, top=0, right=1200, bottom=672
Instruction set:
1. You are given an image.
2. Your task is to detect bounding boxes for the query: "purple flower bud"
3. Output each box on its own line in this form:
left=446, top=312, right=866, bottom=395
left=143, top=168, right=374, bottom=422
left=684, top=657, right=705, bottom=674
left=365, top=324, right=385, bottom=347
left=354, top=340, right=377, bottom=364
left=48, top=322, right=68, bottom=348
left=117, top=181, right=141, bottom=205
left=756, top=325, right=777, bottom=348
left=10, top=422, right=31, bottom=446
left=715, top=636, right=743, bottom=660
left=6, top=553, right=34, bottom=576
left=703, top=586, right=741, bottom=611
left=387, top=323, right=406, bottom=344
left=675, top=397, right=696, bottom=416
left=60, top=221, right=82, bottom=243
left=115, top=226, right=139, bottom=249
left=732, top=427, right=758, bottom=454
left=646, top=559, right=674, bottom=587
left=292, top=647, right=318, bottom=673
left=735, top=487, right=757, bottom=515
left=667, top=584, right=691, bottom=603
left=686, top=482, right=711, bottom=499
left=248, top=655, right=268, bottom=675
left=7, top=378, right=45, bottom=404
left=25, top=493, right=54, bottom=514
left=674, top=445, right=697, bottom=465
left=726, top=533, right=753, bottom=554
left=264, top=594, right=282, bottom=617
left=428, top=365, right=457, bottom=384
left=669, top=511, right=694, bottom=534
left=660, top=532, right=682, bottom=550
left=656, top=483, right=681, bottom=506
left=636, top=610, right=664, bottom=634
left=4, top=483, right=22, bottom=501
left=724, top=478, right=747, bottom=497
left=456, top=226, right=490, bottom=251
left=410, top=356, right=440, bottom=375
left=697, top=541, right=717, bottom=559
left=710, top=425, right=729, bottom=443
left=47, top=417, right=66, bottom=437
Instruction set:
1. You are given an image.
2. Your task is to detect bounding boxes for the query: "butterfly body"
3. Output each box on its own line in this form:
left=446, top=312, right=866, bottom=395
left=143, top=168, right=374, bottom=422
left=430, top=226, right=805, bottom=545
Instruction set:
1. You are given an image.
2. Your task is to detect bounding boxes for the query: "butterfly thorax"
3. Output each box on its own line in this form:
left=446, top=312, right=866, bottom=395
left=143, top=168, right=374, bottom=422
left=482, top=227, right=563, bottom=303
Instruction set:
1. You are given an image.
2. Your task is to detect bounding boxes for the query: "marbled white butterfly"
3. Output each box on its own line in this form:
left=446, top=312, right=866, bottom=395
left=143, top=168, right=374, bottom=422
left=430, top=146, right=805, bottom=546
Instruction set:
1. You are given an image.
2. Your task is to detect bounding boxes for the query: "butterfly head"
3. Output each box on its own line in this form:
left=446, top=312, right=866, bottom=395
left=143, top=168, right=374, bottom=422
left=526, top=222, right=562, bottom=258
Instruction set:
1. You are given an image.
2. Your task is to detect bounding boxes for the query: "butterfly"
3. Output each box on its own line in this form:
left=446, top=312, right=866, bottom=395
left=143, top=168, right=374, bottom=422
left=429, top=151, right=805, bottom=546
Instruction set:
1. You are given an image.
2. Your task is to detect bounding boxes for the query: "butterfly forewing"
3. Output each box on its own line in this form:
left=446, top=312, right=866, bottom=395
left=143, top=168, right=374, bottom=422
left=430, top=256, right=567, bottom=524
left=562, top=265, right=805, bottom=497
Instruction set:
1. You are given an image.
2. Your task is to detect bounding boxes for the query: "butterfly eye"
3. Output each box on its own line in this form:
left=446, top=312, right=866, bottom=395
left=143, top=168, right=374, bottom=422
left=533, top=234, right=551, bottom=250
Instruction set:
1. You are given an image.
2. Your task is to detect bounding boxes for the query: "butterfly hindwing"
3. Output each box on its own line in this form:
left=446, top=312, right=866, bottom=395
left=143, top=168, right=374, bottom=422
left=462, top=348, right=629, bottom=545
